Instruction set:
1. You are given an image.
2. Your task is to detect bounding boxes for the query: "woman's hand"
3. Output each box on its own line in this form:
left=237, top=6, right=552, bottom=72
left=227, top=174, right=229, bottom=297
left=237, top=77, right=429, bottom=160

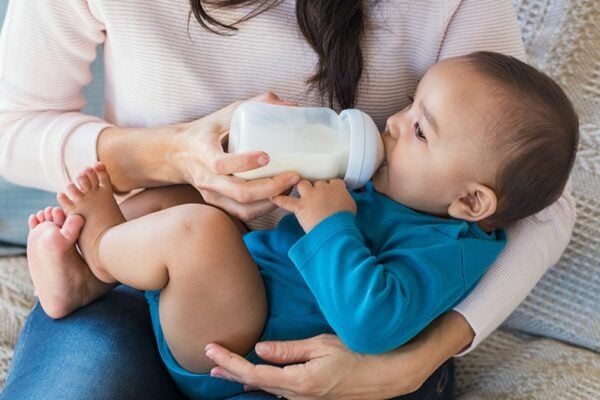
left=98, top=92, right=300, bottom=221
left=204, top=311, right=474, bottom=400
left=206, top=334, right=387, bottom=400
left=170, top=92, right=300, bottom=221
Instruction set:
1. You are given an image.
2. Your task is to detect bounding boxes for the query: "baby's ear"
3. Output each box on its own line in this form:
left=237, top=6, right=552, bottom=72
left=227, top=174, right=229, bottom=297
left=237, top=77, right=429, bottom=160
left=448, top=184, right=497, bottom=222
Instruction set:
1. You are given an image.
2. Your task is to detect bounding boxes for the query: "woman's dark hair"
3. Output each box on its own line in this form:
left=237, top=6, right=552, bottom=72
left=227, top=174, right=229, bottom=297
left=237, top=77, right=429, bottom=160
left=464, top=51, right=579, bottom=230
left=188, top=0, right=366, bottom=110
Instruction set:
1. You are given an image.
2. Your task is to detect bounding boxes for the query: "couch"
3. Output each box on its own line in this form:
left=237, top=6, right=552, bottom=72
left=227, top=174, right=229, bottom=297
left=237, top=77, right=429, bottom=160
left=0, top=1, right=598, bottom=398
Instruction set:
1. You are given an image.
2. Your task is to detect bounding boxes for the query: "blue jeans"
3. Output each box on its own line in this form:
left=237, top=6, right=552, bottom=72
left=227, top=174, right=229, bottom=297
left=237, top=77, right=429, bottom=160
left=0, top=179, right=453, bottom=399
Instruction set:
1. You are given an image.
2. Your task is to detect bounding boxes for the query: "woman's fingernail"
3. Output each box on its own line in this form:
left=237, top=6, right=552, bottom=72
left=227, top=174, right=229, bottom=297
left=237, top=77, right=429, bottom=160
left=258, top=155, right=269, bottom=165
left=205, top=349, right=215, bottom=360
left=290, top=176, right=300, bottom=185
left=255, top=342, right=271, bottom=355
left=210, top=369, right=224, bottom=379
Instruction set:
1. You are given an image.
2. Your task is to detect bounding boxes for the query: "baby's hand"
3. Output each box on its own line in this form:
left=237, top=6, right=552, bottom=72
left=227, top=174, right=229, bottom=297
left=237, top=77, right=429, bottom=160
left=271, top=179, right=357, bottom=232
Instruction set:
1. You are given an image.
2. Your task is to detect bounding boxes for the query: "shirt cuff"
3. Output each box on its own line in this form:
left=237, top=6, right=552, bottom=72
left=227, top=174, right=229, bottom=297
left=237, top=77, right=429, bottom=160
left=62, top=118, right=113, bottom=187
left=451, top=307, right=481, bottom=357
left=288, top=211, right=356, bottom=269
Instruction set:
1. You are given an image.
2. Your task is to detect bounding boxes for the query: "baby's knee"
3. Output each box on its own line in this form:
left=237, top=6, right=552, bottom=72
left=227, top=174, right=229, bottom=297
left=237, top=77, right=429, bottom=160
left=169, top=204, right=235, bottom=238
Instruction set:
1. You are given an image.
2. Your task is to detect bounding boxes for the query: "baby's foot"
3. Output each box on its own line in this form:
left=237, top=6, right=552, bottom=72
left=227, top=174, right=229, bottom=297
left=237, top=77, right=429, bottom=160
left=27, top=207, right=101, bottom=318
left=57, top=163, right=126, bottom=283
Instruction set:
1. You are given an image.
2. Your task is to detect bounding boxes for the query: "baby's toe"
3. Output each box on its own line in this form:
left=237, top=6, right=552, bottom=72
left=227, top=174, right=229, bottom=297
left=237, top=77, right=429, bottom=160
left=44, top=206, right=54, bottom=221
left=28, top=214, right=40, bottom=230
left=85, top=167, right=99, bottom=187
left=77, top=173, right=92, bottom=193
left=66, top=183, right=83, bottom=202
left=36, top=210, right=46, bottom=223
left=51, top=207, right=66, bottom=226
left=94, top=163, right=112, bottom=188
left=60, top=214, right=84, bottom=243
left=57, top=192, right=75, bottom=210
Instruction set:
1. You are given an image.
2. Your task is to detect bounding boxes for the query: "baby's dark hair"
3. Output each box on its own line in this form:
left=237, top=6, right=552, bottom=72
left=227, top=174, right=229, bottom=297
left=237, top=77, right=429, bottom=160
left=463, top=51, right=579, bottom=230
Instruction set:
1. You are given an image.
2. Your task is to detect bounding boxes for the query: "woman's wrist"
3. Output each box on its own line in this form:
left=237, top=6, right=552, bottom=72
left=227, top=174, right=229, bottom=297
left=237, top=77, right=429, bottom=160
left=97, top=124, right=186, bottom=192
left=378, top=311, right=475, bottom=395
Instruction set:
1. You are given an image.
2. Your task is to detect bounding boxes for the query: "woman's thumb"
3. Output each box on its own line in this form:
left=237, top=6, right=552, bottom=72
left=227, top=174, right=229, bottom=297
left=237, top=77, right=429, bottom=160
left=254, top=338, right=320, bottom=364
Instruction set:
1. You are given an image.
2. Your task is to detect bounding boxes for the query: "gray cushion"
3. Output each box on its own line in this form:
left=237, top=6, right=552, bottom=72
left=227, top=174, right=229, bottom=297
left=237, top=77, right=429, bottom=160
left=501, top=0, right=600, bottom=354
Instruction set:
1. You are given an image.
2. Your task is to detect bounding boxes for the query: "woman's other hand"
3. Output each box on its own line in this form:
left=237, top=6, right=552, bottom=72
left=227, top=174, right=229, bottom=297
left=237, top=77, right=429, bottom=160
left=204, top=311, right=473, bottom=399
left=171, top=92, right=300, bottom=221
left=206, top=334, right=385, bottom=400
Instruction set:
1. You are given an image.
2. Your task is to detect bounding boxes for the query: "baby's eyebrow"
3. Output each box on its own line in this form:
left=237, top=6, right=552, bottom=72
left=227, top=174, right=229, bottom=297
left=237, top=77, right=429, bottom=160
left=420, top=102, right=440, bottom=137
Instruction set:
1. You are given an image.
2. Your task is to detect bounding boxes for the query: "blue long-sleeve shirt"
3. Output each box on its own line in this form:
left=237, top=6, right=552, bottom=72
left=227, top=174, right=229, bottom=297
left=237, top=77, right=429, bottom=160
left=245, top=183, right=506, bottom=354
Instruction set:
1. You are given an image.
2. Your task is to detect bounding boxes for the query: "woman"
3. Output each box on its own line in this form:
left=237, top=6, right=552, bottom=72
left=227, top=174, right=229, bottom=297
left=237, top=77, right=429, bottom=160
left=0, top=0, right=574, bottom=399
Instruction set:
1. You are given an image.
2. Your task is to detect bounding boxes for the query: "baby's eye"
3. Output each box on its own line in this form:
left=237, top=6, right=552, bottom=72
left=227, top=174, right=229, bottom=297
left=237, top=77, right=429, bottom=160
left=414, top=122, right=427, bottom=142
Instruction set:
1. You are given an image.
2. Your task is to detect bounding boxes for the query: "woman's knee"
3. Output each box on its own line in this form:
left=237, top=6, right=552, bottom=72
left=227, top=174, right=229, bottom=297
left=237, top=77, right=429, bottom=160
left=2, top=288, right=186, bottom=399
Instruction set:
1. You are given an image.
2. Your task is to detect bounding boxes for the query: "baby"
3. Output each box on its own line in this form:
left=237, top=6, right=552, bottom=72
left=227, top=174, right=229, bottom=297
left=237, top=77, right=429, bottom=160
left=27, top=51, right=578, bottom=399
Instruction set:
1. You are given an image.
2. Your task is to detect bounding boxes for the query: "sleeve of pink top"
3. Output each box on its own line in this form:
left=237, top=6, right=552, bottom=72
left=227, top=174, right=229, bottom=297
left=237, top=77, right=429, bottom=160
left=0, top=0, right=113, bottom=192
left=439, top=0, right=577, bottom=355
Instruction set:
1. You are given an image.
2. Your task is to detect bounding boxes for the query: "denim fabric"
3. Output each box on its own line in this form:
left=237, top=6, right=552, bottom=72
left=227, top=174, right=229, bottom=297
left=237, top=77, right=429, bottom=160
left=0, top=286, right=187, bottom=400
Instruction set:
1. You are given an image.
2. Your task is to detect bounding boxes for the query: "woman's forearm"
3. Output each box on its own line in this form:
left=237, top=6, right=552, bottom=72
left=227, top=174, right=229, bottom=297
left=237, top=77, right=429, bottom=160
left=453, top=188, right=576, bottom=353
left=96, top=95, right=300, bottom=221
left=377, top=311, right=474, bottom=395
left=97, top=124, right=186, bottom=193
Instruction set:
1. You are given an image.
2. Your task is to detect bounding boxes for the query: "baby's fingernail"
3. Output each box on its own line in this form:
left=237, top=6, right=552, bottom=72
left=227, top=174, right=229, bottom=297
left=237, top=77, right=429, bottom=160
left=257, top=155, right=269, bottom=165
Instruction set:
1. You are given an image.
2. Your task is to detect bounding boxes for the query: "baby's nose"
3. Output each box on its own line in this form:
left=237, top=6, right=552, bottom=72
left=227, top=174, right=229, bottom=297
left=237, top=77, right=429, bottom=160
left=386, top=125, right=401, bottom=140
left=383, top=123, right=396, bottom=138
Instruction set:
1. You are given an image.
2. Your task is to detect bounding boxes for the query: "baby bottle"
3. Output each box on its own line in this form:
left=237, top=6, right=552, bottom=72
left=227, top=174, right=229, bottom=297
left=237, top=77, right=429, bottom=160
left=228, top=102, right=384, bottom=189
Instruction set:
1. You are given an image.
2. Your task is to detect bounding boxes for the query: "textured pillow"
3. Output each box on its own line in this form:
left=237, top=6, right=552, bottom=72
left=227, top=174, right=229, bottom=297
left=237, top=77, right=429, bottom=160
left=501, top=0, right=600, bottom=353
left=456, top=330, right=600, bottom=399
left=0, top=257, right=34, bottom=386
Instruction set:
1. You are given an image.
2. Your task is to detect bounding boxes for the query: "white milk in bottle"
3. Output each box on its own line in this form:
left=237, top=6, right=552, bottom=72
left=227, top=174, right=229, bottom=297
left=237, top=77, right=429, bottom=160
left=228, top=102, right=384, bottom=189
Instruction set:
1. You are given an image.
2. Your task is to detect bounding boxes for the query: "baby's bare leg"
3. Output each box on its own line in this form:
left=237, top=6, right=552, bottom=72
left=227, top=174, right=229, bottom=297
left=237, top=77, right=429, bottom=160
left=142, top=205, right=266, bottom=372
left=58, top=164, right=266, bottom=372
left=26, top=183, right=206, bottom=319
left=119, top=184, right=205, bottom=220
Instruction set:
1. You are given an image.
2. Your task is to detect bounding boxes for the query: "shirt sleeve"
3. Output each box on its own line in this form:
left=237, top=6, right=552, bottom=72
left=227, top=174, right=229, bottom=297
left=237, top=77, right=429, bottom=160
left=437, top=0, right=577, bottom=355
left=288, top=212, right=486, bottom=355
left=0, top=0, right=112, bottom=192
left=454, top=187, right=576, bottom=355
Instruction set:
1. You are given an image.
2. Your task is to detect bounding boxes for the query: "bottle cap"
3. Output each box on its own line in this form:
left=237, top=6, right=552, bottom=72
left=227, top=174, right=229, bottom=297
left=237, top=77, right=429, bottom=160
left=340, top=109, right=385, bottom=189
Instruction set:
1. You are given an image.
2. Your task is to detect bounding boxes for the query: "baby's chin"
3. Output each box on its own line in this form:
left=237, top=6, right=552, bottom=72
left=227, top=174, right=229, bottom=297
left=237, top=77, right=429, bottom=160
left=371, top=166, right=387, bottom=193
left=371, top=167, right=404, bottom=204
